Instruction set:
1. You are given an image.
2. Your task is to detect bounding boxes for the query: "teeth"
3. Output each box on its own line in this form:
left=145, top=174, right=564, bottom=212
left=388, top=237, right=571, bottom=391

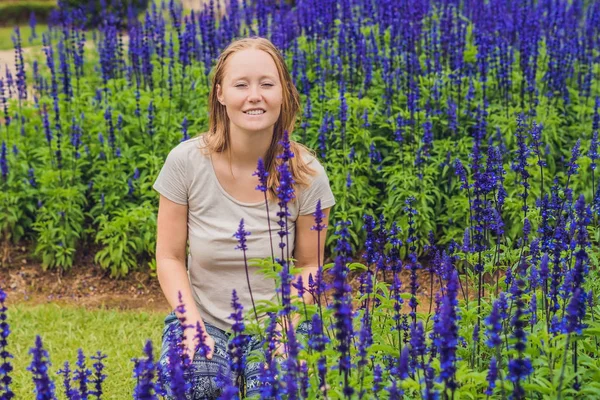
left=245, top=110, right=265, bottom=115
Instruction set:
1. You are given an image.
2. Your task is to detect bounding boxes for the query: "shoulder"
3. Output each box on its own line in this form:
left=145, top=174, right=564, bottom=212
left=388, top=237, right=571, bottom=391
left=165, top=134, right=209, bottom=163
left=298, top=146, right=327, bottom=176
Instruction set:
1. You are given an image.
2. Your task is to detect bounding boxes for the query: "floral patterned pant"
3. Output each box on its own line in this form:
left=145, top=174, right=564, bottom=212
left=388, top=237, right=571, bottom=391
left=158, top=312, right=312, bottom=399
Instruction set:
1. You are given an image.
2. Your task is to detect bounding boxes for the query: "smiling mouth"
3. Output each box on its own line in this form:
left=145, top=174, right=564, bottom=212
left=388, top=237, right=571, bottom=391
left=244, top=109, right=266, bottom=115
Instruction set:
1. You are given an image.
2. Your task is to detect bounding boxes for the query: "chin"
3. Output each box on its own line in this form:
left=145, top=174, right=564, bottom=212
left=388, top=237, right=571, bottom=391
left=236, top=122, right=278, bottom=133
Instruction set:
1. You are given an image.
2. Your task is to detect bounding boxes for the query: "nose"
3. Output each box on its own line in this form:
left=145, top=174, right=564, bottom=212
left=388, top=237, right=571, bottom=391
left=248, top=84, right=261, bottom=103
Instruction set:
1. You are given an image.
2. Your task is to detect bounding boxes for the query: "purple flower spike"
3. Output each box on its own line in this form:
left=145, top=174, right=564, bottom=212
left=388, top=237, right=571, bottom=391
left=311, top=199, right=327, bottom=232
left=485, top=296, right=504, bottom=349
left=193, top=322, right=211, bottom=358
left=227, top=290, right=249, bottom=390
left=434, top=270, right=459, bottom=392
left=57, top=361, right=77, bottom=400
left=277, top=130, right=294, bottom=162
left=253, top=157, right=269, bottom=193
left=28, top=336, right=56, bottom=400
left=132, top=341, right=158, bottom=400
left=73, top=349, right=91, bottom=398
left=485, top=357, right=498, bottom=396
left=89, top=351, right=107, bottom=398
left=234, top=219, right=250, bottom=252
left=0, top=142, right=7, bottom=181
left=0, top=288, right=14, bottom=399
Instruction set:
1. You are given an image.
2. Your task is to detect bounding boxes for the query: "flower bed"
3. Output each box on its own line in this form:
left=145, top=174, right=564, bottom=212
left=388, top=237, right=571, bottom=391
left=0, top=0, right=599, bottom=398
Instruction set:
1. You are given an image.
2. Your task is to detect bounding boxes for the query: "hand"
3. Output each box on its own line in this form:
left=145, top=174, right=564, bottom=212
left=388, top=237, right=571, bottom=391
left=273, top=337, right=288, bottom=359
left=272, top=337, right=307, bottom=375
left=272, top=323, right=306, bottom=369
left=183, top=328, right=216, bottom=360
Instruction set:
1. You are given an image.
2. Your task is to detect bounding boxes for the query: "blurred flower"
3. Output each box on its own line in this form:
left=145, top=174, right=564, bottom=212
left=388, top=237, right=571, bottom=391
left=181, top=117, right=189, bottom=142
left=228, top=290, right=248, bottom=381
left=434, top=269, right=459, bottom=391
left=0, top=142, right=7, bottom=181
left=485, top=357, right=498, bottom=396
left=132, top=341, right=158, bottom=400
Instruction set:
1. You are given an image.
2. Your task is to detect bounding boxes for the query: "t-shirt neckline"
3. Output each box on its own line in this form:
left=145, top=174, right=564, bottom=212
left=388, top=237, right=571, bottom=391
left=202, top=136, right=266, bottom=207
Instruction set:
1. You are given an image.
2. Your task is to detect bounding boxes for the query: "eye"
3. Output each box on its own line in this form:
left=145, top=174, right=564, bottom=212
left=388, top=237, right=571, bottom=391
left=262, top=83, right=274, bottom=87
left=235, top=83, right=247, bottom=88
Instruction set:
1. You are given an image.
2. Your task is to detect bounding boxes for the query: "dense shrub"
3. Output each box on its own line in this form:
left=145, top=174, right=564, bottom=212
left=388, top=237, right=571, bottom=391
left=51, top=0, right=150, bottom=28
left=0, top=1, right=56, bottom=25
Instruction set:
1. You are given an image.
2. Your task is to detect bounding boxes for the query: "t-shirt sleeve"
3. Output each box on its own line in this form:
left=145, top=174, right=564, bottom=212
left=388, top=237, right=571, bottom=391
left=153, top=144, right=188, bottom=205
left=298, top=156, right=336, bottom=216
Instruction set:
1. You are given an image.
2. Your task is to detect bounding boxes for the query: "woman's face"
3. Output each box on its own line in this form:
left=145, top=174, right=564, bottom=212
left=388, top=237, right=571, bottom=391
left=217, top=48, right=283, bottom=137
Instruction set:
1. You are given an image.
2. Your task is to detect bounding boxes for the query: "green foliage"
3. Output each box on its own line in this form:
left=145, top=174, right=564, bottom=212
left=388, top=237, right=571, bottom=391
left=32, top=170, right=87, bottom=271
left=0, top=1, right=56, bottom=25
left=60, top=0, right=149, bottom=28
left=94, top=202, right=157, bottom=277
left=0, top=0, right=598, bottom=280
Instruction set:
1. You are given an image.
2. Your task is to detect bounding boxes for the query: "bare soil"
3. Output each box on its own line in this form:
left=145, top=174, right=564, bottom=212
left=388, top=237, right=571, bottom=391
left=1, top=241, right=447, bottom=316
left=1, top=244, right=170, bottom=313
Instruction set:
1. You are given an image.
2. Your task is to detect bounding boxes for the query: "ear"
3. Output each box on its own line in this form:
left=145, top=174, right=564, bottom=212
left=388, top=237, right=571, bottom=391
left=216, top=83, right=224, bottom=105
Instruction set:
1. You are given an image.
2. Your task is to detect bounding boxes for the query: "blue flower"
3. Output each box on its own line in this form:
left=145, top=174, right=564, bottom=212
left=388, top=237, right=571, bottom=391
left=181, top=117, right=189, bottom=142
left=485, top=295, right=504, bottom=349
left=57, top=361, right=77, bottom=400
left=252, top=158, right=269, bottom=193
left=132, top=341, right=158, bottom=400
left=0, top=142, right=7, bottom=181
left=409, top=321, right=426, bottom=371
left=567, top=139, right=581, bottom=177
left=590, top=131, right=599, bottom=171
left=276, top=162, right=295, bottom=253
left=27, top=336, right=56, bottom=400
left=485, top=357, right=498, bottom=396
left=311, top=199, right=326, bottom=233
left=362, top=108, right=370, bottom=128
left=434, top=269, right=459, bottom=391
left=277, top=130, right=294, bottom=163
left=227, top=290, right=249, bottom=384
left=73, top=349, right=91, bottom=398
left=0, top=288, right=14, bottom=399
left=89, top=351, right=107, bottom=398
left=233, top=219, right=250, bottom=252
left=258, top=313, right=282, bottom=399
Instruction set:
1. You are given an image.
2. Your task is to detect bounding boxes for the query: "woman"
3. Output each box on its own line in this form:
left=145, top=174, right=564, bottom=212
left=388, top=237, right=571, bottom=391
left=153, top=37, right=336, bottom=398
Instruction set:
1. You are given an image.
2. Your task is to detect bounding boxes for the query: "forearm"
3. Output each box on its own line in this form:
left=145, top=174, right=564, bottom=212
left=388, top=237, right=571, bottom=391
left=291, top=264, right=319, bottom=307
left=157, top=257, right=205, bottom=330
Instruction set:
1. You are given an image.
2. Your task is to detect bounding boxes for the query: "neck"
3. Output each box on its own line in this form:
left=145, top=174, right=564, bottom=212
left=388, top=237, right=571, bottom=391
left=227, top=124, right=274, bottom=170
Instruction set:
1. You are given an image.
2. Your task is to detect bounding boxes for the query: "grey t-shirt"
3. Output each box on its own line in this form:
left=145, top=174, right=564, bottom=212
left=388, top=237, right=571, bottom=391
left=153, top=135, right=336, bottom=331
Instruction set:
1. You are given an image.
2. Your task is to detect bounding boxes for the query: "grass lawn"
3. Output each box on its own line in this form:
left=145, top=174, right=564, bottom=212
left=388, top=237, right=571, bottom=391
left=0, top=24, right=47, bottom=51
left=7, top=302, right=166, bottom=399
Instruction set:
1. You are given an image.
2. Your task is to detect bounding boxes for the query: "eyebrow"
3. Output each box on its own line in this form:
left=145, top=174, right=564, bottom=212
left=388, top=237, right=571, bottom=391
left=229, top=74, right=278, bottom=81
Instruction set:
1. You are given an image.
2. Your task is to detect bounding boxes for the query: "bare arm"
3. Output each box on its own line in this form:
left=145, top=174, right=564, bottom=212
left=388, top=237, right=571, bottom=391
left=290, top=206, right=332, bottom=319
left=156, top=194, right=205, bottom=330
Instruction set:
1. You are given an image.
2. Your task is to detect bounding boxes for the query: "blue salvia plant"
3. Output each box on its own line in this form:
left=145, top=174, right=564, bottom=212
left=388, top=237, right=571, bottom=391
left=2, top=0, right=600, bottom=398
left=0, top=289, right=13, bottom=400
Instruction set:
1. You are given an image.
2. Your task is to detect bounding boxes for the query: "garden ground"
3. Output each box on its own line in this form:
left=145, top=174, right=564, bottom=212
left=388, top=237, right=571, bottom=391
left=2, top=243, right=171, bottom=313
left=2, top=241, right=449, bottom=316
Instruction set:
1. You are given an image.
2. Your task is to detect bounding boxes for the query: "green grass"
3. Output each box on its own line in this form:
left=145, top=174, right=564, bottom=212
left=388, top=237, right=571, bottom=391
left=7, top=302, right=166, bottom=399
left=0, top=24, right=48, bottom=50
